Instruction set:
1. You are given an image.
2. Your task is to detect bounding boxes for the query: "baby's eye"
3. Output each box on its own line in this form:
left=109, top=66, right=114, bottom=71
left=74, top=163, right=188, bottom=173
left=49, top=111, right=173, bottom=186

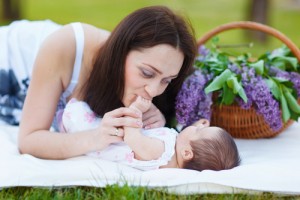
left=141, top=69, right=154, bottom=78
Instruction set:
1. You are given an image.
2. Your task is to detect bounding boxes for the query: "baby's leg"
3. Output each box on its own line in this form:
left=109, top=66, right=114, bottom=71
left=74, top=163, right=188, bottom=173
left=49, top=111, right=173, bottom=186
left=129, top=96, right=151, bottom=113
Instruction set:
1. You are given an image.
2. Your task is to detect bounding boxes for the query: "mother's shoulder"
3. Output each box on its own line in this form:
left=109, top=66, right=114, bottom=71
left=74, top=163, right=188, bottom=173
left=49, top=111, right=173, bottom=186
left=81, top=23, right=110, bottom=42
left=79, top=23, right=110, bottom=53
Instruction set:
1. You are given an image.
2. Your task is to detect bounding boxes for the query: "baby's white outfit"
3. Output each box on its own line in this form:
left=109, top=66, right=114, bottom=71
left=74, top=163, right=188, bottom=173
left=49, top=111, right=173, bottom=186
left=62, top=98, right=178, bottom=171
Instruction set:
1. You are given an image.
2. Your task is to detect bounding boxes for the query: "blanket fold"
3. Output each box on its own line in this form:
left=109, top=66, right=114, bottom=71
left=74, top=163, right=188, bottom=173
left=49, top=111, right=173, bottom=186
left=1, top=123, right=300, bottom=195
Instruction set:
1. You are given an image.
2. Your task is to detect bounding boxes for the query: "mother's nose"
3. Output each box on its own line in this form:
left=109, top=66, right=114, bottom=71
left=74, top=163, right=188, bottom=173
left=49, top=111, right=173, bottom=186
left=145, top=82, right=163, bottom=98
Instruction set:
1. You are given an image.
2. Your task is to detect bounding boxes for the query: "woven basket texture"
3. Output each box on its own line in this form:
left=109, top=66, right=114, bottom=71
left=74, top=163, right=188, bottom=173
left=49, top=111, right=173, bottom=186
left=197, top=21, right=300, bottom=139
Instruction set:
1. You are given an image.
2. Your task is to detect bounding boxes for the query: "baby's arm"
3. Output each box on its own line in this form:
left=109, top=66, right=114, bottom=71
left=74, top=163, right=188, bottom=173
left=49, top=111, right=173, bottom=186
left=123, top=96, right=164, bottom=161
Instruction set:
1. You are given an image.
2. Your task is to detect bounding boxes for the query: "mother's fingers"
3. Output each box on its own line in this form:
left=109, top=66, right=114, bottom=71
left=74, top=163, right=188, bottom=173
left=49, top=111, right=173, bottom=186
left=108, top=134, right=123, bottom=143
left=105, top=115, right=143, bottom=128
left=102, top=109, right=143, bottom=128
left=143, top=115, right=165, bottom=129
left=142, top=105, right=166, bottom=129
left=106, top=107, right=141, bottom=118
left=114, top=117, right=143, bottom=128
left=109, top=127, right=124, bottom=137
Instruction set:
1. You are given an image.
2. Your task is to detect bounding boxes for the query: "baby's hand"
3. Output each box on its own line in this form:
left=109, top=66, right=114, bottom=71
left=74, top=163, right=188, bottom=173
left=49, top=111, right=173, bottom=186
left=129, top=96, right=152, bottom=114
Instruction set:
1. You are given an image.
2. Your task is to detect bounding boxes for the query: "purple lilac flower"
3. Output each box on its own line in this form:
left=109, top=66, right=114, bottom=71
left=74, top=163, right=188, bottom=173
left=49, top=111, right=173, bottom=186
left=175, top=69, right=212, bottom=126
left=289, top=72, right=300, bottom=97
left=194, top=91, right=212, bottom=123
left=196, top=45, right=210, bottom=62
left=269, top=66, right=300, bottom=97
left=269, top=66, right=290, bottom=81
left=228, top=63, right=242, bottom=74
left=252, top=81, right=282, bottom=131
left=236, top=67, right=256, bottom=109
left=237, top=65, right=282, bottom=131
left=237, top=84, right=253, bottom=109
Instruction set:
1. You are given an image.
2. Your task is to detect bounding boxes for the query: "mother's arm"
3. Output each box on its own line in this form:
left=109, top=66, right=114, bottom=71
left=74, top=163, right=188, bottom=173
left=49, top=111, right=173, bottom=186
left=18, top=25, right=75, bottom=159
left=18, top=24, right=140, bottom=159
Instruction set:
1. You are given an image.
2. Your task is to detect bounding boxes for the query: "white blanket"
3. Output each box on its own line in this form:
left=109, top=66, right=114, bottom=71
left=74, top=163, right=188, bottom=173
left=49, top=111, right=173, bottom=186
left=1, top=123, right=300, bottom=195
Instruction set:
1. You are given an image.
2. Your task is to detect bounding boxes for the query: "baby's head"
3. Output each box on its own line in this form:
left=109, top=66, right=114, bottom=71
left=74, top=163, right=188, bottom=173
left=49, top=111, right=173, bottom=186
left=176, top=121, right=241, bottom=171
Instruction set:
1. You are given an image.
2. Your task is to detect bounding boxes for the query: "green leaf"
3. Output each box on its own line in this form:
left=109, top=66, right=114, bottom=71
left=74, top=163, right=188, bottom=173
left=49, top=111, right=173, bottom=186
left=265, top=79, right=280, bottom=100
left=273, top=56, right=298, bottom=70
left=248, top=60, right=264, bottom=75
left=257, top=52, right=269, bottom=60
left=272, top=76, right=289, bottom=83
left=212, top=36, right=219, bottom=44
left=227, top=76, right=240, bottom=93
left=236, top=53, right=251, bottom=63
left=206, top=62, right=225, bottom=73
left=268, top=46, right=290, bottom=59
left=237, top=87, right=248, bottom=103
left=204, top=69, right=232, bottom=94
left=226, top=76, right=248, bottom=103
left=221, top=84, right=235, bottom=105
left=289, top=111, right=300, bottom=121
left=283, top=89, right=300, bottom=114
left=280, top=94, right=291, bottom=122
left=271, top=60, right=286, bottom=70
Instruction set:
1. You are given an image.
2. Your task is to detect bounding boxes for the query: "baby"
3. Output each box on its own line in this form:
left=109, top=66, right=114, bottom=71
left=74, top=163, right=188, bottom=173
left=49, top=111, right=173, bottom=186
left=61, top=97, right=241, bottom=171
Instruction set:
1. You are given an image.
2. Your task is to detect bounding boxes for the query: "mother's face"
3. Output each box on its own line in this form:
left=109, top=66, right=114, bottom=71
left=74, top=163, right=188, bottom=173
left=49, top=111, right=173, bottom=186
left=123, top=44, right=184, bottom=107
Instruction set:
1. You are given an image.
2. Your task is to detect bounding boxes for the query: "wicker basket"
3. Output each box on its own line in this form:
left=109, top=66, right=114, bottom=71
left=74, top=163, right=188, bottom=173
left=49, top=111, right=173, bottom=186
left=197, top=21, right=300, bottom=139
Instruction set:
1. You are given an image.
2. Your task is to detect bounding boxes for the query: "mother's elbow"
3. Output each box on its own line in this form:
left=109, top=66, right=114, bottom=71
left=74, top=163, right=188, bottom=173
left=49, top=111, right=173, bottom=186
left=18, top=135, right=27, bottom=154
left=18, top=131, right=32, bottom=154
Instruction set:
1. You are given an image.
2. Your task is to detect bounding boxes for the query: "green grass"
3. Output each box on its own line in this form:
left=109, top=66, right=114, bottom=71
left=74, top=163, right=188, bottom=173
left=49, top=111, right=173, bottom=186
left=1, top=186, right=299, bottom=200
left=1, top=0, right=300, bottom=198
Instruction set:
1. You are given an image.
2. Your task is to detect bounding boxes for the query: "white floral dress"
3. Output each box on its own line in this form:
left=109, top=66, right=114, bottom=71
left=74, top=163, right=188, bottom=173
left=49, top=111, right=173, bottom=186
left=61, top=98, right=178, bottom=171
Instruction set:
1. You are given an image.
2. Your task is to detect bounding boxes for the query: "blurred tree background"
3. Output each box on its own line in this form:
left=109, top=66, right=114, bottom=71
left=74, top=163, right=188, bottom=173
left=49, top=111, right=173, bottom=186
left=1, top=0, right=300, bottom=56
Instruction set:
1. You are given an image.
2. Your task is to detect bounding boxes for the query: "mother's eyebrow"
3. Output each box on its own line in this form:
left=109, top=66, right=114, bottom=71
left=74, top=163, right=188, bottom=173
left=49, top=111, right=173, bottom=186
left=142, top=63, right=178, bottom=78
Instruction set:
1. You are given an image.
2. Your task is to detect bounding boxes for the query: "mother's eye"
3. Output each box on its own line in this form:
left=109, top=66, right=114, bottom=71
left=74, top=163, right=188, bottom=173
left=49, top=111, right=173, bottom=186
left=141, top=69, right=154, bottom=78
left=162, top=79, right=172, bottom=85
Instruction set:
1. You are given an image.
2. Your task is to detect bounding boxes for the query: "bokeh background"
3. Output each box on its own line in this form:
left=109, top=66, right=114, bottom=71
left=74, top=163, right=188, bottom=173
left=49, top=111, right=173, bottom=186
left=1, top=0, right=300, bottom=56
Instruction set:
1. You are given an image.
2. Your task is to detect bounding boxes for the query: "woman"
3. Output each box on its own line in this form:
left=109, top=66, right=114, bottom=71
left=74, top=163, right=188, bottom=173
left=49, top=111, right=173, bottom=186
left=13, top=6, right=197, bottom=159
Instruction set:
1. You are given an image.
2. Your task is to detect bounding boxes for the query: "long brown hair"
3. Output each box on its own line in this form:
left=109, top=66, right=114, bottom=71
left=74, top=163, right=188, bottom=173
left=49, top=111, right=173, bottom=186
left=82, top=6, right=197, bottom=125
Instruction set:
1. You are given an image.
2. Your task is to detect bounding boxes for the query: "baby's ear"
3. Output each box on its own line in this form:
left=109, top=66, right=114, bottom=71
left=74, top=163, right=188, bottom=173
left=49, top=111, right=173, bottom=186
left=192, top=118, right=210, bottom=127
left=181, top=148, right=193, bottom=161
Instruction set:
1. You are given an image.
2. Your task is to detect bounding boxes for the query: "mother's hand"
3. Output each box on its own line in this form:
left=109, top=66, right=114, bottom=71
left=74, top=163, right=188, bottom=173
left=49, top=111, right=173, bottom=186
left=96, top=107, right=143, bottom=146
left=142, top=103, right=166, bottom=129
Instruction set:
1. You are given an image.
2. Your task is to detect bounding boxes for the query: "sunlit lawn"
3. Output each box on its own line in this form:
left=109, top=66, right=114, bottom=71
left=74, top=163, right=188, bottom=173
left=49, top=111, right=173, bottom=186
left=1, top=0, right=300, bottom=56
left=1, top=0, right=300, bottom=198
left=2, top=0, right=299, bottom=56
left=1, top=186, right=299, bottom=200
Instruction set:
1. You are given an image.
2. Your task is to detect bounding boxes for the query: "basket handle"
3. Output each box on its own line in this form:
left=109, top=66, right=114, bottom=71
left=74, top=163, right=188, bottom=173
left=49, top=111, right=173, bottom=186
left=197, top=21, right=300, bottom=62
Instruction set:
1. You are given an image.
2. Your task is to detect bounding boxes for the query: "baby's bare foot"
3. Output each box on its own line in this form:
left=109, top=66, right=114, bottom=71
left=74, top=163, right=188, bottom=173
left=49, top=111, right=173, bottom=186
left=130, top=96, right=151, bottom=113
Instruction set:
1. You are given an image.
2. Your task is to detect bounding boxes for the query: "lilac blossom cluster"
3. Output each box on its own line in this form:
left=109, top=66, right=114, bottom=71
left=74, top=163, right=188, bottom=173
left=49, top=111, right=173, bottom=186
left=177, top=44, right=299, bottom=131
left=290, top=72, right=300, bottom=97
left=269, top=66, right=300, bottom=98
left=237, top=66, right=283, bottom=131
left=196, top=45, right=210, bottom=61
left=175, top=69, right=212, bottom=126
